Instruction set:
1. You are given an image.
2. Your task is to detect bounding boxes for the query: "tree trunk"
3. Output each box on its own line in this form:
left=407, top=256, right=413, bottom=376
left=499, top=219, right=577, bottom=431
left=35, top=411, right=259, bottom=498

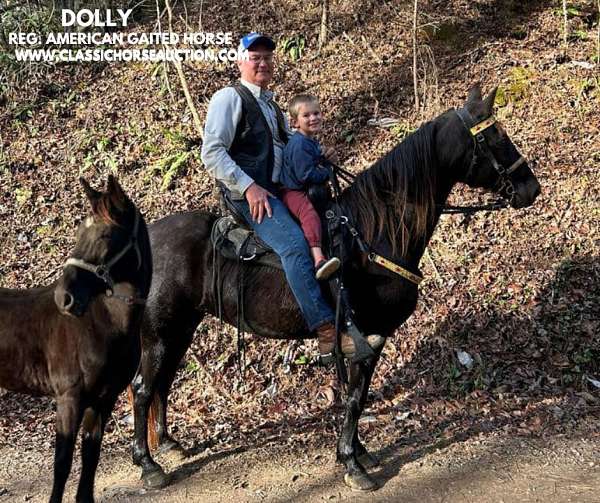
left=318, top=0, right=329, bottom=52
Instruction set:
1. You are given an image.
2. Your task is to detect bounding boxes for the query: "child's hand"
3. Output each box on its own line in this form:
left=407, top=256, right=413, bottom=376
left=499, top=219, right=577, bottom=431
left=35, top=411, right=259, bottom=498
left=323, top=146, right=339, bottom=165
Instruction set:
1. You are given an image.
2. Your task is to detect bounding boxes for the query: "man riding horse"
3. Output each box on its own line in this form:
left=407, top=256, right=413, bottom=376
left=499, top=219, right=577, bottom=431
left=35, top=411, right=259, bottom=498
left=200, top=32, right=384, bottom=363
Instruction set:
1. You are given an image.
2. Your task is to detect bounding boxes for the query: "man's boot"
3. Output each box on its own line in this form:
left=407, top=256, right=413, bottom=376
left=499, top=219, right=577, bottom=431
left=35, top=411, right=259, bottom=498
left=316, top=322, right=385, bottom=364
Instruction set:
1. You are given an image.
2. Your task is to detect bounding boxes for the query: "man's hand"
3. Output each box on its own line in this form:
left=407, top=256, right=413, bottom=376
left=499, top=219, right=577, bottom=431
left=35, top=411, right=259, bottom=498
left=245, top=182, right=273, bottom=224
left=323, top=146, right=339, bottom=165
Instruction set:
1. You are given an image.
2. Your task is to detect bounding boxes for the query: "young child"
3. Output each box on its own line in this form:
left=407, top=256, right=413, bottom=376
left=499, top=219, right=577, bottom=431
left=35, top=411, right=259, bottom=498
left=280, top=94, right=340, bottom=280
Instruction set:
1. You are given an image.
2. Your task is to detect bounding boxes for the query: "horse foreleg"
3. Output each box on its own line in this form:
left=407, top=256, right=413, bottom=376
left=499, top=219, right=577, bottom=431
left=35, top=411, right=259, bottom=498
left=337, top=356, right=379, bottom=491
left=50, top=392, right=83, bottom=503
left=352, top=351, right=382, bottom=470
left=131, top=339, right=169, bottom=489
left=75, top=399, right=115, bottom=503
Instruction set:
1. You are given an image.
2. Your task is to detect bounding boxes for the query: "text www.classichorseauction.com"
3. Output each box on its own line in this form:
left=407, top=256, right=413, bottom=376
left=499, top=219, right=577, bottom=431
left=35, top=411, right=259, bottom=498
left=8, top=8, right=241, bottom=63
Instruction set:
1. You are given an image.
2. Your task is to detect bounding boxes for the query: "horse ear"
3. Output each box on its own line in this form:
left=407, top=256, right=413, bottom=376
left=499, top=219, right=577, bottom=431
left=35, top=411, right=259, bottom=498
left=106, top=175, right=128, bottom=211
left=80, top=177, right=101, bottom=206
left=467, top=85, right=482, bottom=103
left=483, top=86, right=498, bottom=115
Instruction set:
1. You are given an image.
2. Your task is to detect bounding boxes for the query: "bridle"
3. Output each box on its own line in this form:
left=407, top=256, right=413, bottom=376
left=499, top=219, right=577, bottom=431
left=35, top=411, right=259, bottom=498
left=63, top=209, right=145, bottom=305
left=322, top=110, right=528, bottom=286
left=455, top=107, right=526, bottom=206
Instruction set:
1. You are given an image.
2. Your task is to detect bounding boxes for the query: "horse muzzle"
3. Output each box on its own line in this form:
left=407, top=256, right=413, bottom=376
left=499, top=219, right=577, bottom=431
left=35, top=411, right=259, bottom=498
left=511, top=177, right=541, bottom=209
left=54, top=286, right=87, bottom=317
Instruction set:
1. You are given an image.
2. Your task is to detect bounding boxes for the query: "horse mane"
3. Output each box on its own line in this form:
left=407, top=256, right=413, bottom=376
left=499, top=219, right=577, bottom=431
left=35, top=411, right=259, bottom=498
left=343, top=120, right=439, bottom=257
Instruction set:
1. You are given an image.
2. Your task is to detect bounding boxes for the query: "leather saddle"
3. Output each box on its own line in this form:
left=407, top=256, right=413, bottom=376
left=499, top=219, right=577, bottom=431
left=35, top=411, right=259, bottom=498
left=210, top=183, right=332, bottom=270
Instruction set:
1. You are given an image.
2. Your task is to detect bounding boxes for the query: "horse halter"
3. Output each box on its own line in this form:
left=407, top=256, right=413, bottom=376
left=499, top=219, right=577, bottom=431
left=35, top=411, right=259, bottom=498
left=455, top=107, right=526, bottom=204
left=63, top=209, right=145, bottom=305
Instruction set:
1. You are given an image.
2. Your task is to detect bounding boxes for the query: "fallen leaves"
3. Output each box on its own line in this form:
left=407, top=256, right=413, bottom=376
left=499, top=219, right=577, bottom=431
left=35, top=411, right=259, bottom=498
left=1, top=0, right=599, bottom=461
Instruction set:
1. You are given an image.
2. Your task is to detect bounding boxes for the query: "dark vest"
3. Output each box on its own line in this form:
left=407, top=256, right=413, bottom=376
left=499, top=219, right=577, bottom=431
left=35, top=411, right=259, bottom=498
left=228, top=84, right=288, bottom=196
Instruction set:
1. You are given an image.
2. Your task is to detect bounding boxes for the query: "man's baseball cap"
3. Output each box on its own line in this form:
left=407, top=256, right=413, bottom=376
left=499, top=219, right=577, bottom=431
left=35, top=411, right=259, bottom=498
left=239, top=32, right=276, bottom=51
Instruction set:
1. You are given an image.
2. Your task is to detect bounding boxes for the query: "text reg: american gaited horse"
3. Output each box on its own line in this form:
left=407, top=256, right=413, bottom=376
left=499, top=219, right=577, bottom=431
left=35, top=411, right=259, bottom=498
left=0, top=176, right=151, bottom=503
left=130, top=87, right=540, bottom=491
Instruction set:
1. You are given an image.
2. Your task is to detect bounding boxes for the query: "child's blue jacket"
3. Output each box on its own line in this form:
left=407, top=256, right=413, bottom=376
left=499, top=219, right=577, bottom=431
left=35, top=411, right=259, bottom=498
left=280, top=132, right=329, bottom=190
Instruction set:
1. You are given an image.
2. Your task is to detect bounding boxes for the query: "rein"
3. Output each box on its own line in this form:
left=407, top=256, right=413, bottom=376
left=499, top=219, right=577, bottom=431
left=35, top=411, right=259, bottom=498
left=327, top=117, right=512, bottom=215
left=63, top=209, right=146, bottom=306
left=324, top=109, right=522, bottom=283
left=331, top=153, right=512, bottom=216
left=326, top=163, right=424, bottom=286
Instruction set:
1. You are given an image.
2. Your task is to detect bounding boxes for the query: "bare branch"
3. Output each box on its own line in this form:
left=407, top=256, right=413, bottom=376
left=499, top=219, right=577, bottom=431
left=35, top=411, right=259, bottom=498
left=163, top=0, right=203, bottom=138
left=562, top=0, right=568, bottom=47
left=412, top=0, right=419, bottom=111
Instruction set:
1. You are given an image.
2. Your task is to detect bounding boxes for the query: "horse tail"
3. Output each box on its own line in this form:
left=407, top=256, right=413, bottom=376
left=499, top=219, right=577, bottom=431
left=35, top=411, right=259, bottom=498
left=147, top=393, right=160, bottom=450
left=126, top=384, right=160, bottom=450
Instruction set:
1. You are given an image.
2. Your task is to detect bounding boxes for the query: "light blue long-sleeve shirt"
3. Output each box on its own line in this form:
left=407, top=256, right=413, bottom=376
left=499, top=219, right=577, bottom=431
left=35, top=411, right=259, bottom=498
left=200, top=79, right=289, bottom=199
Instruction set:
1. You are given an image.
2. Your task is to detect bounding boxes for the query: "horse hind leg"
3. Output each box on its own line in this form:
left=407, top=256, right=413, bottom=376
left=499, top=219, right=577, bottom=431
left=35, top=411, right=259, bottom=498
left=131, top=310, right=202, bottom=488
left=337, top=355, right=380, bottom=492
left=130, top=337, right=170, bottom=489
left=153, top=328, right=197, bottom=463
left=50, top=391, right=84, bottom=503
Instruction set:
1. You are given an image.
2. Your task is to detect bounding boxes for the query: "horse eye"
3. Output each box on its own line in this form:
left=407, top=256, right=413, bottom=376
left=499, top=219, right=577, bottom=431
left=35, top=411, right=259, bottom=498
left=489, top=128, right=509, bottom=147
left=495, top=122, right=507, bottom=137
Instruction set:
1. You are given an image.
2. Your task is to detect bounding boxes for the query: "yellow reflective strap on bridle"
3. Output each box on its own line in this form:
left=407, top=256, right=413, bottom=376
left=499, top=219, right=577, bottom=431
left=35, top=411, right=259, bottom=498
left=368, top=253, right=423, bottom=285
left=470, top=116, right=496, bottom=136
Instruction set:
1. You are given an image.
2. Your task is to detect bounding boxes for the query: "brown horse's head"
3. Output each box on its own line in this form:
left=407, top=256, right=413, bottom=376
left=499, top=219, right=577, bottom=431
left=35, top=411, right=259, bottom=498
left=54, top=176, right=145, bottom=317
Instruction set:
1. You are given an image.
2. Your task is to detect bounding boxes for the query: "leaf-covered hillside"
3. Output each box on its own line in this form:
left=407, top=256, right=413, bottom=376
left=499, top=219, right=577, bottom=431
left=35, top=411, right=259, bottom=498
left=0, top=0, right=598, bottom=453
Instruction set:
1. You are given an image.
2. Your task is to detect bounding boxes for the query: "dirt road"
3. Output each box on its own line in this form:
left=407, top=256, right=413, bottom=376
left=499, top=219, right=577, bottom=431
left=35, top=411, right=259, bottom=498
left=1, top=424, right=598, bottom=503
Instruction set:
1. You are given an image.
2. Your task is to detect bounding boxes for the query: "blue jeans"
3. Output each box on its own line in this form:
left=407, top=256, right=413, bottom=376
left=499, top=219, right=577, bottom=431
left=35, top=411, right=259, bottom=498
left=231, top=197, right=335, bottom=331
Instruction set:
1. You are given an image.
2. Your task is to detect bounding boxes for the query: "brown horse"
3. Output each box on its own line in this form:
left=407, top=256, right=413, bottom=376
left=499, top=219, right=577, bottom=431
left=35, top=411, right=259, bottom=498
left=130, top=87, right=540, bottom=490
left=0, top=176, right=151, bottom=503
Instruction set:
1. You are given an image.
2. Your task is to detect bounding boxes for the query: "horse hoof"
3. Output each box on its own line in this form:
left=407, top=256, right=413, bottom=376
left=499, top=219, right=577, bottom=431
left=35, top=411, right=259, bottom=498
left=142, top=467, right=170, bottom=489
left=358, top=451, right=380, bottom=469
left=344, top=471, right=377, bottom=491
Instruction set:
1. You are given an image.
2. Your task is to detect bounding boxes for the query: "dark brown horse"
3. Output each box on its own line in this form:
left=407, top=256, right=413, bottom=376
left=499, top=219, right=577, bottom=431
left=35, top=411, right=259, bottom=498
left=0, top=176, right=151, bottom=503
left=130, top=87, right=540, bottom=490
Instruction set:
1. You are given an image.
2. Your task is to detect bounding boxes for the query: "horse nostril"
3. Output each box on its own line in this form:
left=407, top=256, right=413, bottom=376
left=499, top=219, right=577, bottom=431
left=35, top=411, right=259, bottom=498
left=63, top=291, right=74, bottom=311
